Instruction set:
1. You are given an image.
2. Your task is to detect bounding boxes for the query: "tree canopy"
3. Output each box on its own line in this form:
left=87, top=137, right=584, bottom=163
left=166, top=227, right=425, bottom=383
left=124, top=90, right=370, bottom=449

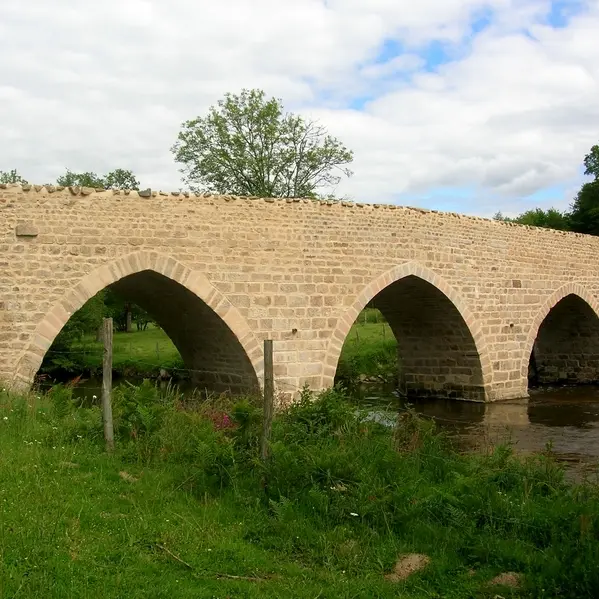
left=569, top=181, right=599, bottom=236
left=583, top=144, right=599, bottom=180
left=493, top=208, right=570, bottom=231
left=172, top=88, right=354, bottom=198
left=56, top=168, right=139, bottom=190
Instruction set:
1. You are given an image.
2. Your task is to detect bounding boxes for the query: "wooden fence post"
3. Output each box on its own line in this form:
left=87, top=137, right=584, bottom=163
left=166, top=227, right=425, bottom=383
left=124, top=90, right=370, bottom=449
left=102, top=317, right=115, bottom=452
left=260, top=339, right=274, bottom=462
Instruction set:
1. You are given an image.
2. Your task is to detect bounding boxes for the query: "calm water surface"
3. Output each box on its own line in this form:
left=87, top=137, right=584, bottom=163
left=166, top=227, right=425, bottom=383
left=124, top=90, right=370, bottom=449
left=360, top=385, right=599, bottom=482
left=53, top=377, right=599, bottom=482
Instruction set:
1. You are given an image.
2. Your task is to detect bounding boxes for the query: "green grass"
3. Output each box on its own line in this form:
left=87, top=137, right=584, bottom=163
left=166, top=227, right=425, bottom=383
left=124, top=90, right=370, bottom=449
left=41, top=324, right=184, bottom=379
left=336, top=310, right=398, bottom=387
left=41, top=309, right=399, bottom=386
left=1, top=383, right=599, bottom=598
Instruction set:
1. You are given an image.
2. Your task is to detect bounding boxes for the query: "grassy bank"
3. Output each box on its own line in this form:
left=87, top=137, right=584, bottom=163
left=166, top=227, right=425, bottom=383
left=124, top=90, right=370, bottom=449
left=334, top=311, right=397, bottom=387
left=1, top=384, right=599, bottom=597
left=40, top=325, right=185, bottom=380
left=39, top=310, right=399, bottom=386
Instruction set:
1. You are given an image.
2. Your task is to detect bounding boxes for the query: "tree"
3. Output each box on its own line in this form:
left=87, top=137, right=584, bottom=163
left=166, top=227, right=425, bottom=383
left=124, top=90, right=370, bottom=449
left=56, top=168, right=139, bottom=190
left=569, top=181, right=599, bottom=236
left=104, top=169, right=139, bottom=190
left=584, top=144, right=599, bottom=180
left=57, top=169, right=105, bottom=188
left=493, top=208, right=570, bottom=231
left=513, top=208, right=569, bottom=230
left=0, top=169, right=28, bottom=184
left=172, top=88, right=354, bottom=198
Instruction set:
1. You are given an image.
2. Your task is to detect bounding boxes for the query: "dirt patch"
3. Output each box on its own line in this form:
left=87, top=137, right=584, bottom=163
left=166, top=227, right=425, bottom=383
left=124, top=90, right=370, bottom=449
left=489, top=572, right=523, bottom=588
left=119, top=471, right=139, bottom=483
left=384, top=553, right=431, bottom=582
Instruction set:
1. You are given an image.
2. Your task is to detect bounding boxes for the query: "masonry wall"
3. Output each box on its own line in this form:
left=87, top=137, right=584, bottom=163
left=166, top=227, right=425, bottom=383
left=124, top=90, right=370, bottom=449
left=532, top=295, right=599, bottom=385
left=3, top=183, right=599, bottom=401
left=109, top=271, right=259, bottom=392
left=373, top=276, right=486, bottom=401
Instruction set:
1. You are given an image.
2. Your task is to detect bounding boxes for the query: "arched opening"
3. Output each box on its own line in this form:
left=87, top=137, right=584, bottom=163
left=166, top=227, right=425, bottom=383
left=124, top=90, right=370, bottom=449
left=331, top=269, right=489, bottom=402
left=528, top=293, right=599, bottom=388
left=14, top=253, right=262, bottom=395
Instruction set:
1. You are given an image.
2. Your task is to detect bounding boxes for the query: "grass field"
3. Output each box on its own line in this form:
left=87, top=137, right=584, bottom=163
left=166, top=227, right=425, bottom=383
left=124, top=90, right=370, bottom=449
left=41, top=310, right=399, bottom=385
left=42, top=325, right=185, bottom=379
left=2, top=384, right=599, bottom=598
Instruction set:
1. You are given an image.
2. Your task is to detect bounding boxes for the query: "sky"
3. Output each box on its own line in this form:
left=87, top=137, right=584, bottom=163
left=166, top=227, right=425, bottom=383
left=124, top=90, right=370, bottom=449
left=0, top=0, right=598, bottom=217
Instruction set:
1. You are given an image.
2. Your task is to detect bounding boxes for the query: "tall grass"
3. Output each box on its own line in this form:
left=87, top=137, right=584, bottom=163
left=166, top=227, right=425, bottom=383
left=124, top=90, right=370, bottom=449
left=1, top=383, right=598, bottom=597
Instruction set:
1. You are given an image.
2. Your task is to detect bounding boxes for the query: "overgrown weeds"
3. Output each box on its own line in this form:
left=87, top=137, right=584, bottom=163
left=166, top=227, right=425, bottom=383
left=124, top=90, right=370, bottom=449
left=1, top=383, right=598, bottom=597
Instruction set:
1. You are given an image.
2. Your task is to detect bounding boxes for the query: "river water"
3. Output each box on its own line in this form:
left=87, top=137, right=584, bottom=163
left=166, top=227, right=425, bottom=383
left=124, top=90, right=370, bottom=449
left=45, top=377, right=599, bottom=482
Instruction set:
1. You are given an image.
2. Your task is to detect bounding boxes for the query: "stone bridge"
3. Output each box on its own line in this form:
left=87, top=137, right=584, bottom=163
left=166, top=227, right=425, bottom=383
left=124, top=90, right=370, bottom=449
left=2, top=183, right=599, bottom=402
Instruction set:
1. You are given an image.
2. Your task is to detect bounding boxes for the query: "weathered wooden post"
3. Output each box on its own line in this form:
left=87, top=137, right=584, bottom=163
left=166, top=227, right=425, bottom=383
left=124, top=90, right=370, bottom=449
left=260, top=339, right=274, bottom=462
left=102, top=317, right=115, bottom=452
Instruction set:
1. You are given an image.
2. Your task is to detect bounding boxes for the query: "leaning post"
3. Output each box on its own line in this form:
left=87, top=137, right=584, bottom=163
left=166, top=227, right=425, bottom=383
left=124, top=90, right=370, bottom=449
left=102, top=317, right=115, bottom=452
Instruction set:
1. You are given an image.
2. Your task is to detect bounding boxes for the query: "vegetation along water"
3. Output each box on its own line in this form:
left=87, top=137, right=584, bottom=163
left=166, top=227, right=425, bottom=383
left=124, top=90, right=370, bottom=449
left=2, top=383, right=599, bottom=598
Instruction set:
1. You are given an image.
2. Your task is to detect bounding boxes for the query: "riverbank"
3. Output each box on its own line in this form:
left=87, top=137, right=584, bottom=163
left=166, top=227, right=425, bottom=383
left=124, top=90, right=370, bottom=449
left=1, top=384, right=598, bottom=597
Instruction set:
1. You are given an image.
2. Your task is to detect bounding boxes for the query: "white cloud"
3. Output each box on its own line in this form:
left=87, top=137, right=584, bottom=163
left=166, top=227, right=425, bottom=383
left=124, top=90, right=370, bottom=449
left=0, top=0, right=598, bottom=216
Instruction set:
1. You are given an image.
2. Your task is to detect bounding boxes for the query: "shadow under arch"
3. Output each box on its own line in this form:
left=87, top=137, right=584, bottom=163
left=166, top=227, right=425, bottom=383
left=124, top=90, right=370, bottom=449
left=324, top=262, right=493, bottom=401
left=522, top=282, right=599, bottom=387
left=12, top=251, right=263, bottom=392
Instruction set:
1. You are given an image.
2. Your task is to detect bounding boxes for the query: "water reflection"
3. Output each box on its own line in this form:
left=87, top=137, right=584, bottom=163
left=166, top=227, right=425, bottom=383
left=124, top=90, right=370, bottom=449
left=357, top=385, right=599, bottom=482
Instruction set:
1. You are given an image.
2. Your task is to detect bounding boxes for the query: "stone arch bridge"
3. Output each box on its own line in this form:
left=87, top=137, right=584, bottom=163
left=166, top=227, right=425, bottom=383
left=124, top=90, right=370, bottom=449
left=2, top=183, right=599, bottom=402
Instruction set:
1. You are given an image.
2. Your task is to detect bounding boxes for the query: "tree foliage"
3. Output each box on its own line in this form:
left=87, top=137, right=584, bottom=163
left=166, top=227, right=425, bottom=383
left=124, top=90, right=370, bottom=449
left=56, top=168, right=139, bottom=190
left=583, top=144, right=599, bottom=180
left=0, top=169, right=28, bottom=184
left=569, top=181, right=599, bottom=236
left=56, top=170, right=105, bottom=188
left=104, top=169, right=140, bottom=190
left=172, top=88, right=354, bottom=198
left=493, top=208, right=570, bottom=231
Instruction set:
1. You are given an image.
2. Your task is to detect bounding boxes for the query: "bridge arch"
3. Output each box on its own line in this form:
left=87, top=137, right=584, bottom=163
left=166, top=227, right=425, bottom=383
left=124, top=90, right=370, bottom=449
left=324, top=262, right=493, bottom=401
left=12, top=251, right=263, bottom=392
left=522, top=282, right=599, bottom=386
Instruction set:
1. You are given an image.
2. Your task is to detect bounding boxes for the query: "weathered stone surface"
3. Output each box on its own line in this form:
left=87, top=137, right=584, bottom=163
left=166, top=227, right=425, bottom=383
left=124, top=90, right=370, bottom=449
left=138, top=188, right=151, bottom=197
left=15, top=222, right=38, bottom=237
left=1, top=184, right=599, bottom=401
left=80, top=187, right=94, bottom=195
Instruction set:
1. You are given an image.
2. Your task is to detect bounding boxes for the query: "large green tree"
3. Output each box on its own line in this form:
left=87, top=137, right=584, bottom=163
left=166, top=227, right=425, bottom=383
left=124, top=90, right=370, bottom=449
left=0, top=169, right=28, bottom=184
left=172, top=88, right=354, bottom=198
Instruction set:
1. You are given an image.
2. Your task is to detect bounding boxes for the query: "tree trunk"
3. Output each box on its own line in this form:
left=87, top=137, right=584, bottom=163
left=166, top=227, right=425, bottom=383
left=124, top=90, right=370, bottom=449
left=125, top=304, right=132, bottom=333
